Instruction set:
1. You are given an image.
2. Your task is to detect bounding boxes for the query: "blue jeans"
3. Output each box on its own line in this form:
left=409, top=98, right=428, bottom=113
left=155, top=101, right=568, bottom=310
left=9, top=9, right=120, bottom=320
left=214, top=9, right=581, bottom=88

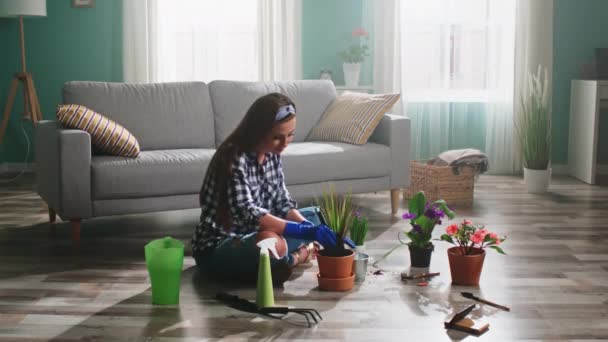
left=193, top=206, right=324, bottom=282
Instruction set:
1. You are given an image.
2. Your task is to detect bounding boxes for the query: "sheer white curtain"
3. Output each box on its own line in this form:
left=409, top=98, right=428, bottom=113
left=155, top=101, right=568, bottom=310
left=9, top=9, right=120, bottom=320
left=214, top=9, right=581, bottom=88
left=373, top=0, right=517, bottom=174
left=123, top=0, right=301, bottom=83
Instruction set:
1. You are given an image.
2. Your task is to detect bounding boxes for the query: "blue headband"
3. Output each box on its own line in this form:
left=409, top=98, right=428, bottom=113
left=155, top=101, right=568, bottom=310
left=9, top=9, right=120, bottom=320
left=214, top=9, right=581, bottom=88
left=275, top=104, right=295, bottom=121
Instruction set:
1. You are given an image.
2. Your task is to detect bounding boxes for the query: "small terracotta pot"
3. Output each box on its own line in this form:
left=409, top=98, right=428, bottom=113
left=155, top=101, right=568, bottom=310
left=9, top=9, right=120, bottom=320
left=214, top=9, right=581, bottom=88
left=447, top=246, right=486, bottom=286
left=317, top=272, right=355, bottom=291
left=317, top=249, right=355, bottom=279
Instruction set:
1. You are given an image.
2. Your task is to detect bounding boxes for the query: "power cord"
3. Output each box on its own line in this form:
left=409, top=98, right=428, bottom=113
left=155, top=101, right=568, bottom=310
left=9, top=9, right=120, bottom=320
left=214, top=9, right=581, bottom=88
left=0, top=119, right=31, bottom=184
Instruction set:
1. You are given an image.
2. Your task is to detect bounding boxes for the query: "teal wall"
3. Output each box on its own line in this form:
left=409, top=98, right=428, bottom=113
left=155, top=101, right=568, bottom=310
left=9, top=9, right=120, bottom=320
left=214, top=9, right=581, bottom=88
left=553, top=0, right=608, bottom=164
left=3, top=1, right=608, bottom=166
left=0, top=0, right=122, bottom=163
left=302, top=0, right=373, bottom=86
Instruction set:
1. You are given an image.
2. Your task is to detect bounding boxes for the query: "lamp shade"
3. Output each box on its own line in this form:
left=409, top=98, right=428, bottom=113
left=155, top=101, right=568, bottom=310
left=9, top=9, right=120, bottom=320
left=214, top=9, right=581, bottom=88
left=0, top=0, right=46, bottom=18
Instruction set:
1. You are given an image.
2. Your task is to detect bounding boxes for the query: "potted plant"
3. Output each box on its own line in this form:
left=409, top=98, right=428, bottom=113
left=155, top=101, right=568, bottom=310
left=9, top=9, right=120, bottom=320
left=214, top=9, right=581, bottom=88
left=350, top=210, right=368, bottom=254
left=316, top=185, right=356, bottom=291
left=374, top=191, right=455, bottom=268
left=440, top=219, right=506, bottom=286
left=515, top=64, right=552, bottom=193
left=339, top=27, right=370, bottom=87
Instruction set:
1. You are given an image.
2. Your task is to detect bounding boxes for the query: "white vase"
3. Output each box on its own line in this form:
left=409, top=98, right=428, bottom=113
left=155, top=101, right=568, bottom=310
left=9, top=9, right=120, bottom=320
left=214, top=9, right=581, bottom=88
left=523, top=167, right=551, bottom=193
left=343, top=62, right=361, bottom=87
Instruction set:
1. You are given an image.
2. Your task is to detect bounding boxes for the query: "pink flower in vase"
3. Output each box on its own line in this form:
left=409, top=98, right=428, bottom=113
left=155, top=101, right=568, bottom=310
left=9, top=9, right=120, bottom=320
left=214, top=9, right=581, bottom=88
left=352, top=27, right=368, bottom=37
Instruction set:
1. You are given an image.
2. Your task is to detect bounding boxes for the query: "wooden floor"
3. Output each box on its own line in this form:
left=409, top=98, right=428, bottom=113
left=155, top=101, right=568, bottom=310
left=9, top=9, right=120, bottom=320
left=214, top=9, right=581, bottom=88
left=0, top=174, right=607, bottom=341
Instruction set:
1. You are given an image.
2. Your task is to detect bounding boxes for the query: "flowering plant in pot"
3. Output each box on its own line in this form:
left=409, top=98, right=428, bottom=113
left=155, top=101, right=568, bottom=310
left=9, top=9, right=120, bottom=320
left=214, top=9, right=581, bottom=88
left=402, top=191, right=455, bottom=267
left=316, top=185, right=357, bottom=291
left=374, top=191, right=455, bottom=268
left=440, top=219, right=507, bottom=286
left=339, top=27, right=370, bottom=87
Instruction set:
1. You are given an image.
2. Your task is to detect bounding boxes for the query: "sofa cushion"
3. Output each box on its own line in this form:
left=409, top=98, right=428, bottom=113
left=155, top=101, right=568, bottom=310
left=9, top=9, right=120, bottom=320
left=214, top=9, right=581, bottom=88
left=91, top=149, right=214, bottom=200
left=281, top=142, right=391, bottom=185
left=209, top=80, right=337, bottom=146
left=56, top=104, right=141, bottom=158
left=307, top=91, right=401, bottom=145
left=63, top=81, right=216, bottom=150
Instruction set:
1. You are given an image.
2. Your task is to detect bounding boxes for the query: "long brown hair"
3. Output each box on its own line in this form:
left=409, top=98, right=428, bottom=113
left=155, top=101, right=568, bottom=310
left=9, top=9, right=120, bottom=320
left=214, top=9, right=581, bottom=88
left=200, top=93, right=296, bottom=229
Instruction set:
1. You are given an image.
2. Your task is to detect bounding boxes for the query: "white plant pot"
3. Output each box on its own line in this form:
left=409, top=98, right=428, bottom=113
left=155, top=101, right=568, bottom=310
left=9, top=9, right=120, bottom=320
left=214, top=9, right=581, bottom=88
left=523, top=167, right=551, bottom=193
left=343, top=62, right=361, bottom=87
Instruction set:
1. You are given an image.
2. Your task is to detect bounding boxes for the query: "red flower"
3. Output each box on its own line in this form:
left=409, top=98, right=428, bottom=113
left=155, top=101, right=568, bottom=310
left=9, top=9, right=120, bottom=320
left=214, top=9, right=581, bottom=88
left=446, top=224, right=458, bottom=235
left=470, top=229, right=488, bottom=244
left=489, top=232, right=500, bottom=245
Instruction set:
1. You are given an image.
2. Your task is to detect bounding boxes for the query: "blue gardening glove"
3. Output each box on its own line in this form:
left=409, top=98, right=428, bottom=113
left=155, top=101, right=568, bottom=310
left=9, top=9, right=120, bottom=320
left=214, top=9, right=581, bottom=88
left=343, top=237, right=356, bottom=249
left=283, top=222, right=338, bottom=249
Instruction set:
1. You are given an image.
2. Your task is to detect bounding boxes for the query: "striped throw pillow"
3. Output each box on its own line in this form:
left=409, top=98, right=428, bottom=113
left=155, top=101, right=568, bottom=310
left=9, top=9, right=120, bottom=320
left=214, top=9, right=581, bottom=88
left=56, top=104, right=140, bottom=158
left=306, top=91, right=401, bottom=145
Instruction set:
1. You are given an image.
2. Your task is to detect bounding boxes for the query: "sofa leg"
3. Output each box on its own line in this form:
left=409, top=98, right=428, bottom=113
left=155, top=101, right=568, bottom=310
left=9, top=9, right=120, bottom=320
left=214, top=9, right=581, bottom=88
left=390, top=188, right=400, bottom=214
left=48, top=207, right=56, bottom=223
left=70, top=219, right=81, bottom=243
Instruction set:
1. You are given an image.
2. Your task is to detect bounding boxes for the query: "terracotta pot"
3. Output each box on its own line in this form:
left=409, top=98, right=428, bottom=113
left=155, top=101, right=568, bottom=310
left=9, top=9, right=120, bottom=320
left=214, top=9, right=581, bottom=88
left=317, top=272, right=355, bottom=291
left=408, top=244, right=434, bottom=268
left=317, top=249, right=355, bottom=279
left=447, top=246, right=486, bottom=286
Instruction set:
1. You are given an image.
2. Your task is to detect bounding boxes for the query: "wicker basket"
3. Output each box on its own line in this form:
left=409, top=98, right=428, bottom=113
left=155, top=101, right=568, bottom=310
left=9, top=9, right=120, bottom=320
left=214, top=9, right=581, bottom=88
left=403, top=160, right=475, bottom=208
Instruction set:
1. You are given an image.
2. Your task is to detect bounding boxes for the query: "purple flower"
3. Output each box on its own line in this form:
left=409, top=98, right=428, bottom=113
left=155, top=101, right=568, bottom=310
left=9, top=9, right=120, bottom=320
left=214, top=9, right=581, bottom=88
left=424, top=205, right=445, bottom=220
left=354, top=210, right=361, bottom=217
left=402, top=212, right=417, bottom=220
left=412, top=224, right=423, bottom=234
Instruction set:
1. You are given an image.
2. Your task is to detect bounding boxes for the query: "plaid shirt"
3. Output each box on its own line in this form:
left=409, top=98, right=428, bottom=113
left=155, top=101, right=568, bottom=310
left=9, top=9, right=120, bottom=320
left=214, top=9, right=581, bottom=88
left=192, top=151, right=297, bottom=254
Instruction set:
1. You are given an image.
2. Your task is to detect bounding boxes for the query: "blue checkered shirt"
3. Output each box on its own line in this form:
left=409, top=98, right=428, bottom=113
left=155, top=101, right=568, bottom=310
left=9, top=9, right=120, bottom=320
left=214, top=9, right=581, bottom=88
left=192, top=151, right=297, bottom=254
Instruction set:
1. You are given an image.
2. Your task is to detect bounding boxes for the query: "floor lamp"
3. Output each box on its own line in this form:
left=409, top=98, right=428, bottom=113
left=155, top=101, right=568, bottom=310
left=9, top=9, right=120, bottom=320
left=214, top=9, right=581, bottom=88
left=0, top=0, right=47, bottom=144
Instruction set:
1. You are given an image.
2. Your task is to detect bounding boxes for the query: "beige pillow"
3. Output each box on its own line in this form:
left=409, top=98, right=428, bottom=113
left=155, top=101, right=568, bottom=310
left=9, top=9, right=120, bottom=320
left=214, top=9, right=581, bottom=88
left=56, top=104, right=140, bottom=158
left=306, top=91, right=401, bottom=145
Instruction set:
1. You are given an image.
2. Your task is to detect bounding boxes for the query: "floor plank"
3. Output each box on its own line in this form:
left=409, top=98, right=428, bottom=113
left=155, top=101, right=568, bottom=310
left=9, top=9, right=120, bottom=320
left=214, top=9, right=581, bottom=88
left=0, top=174, right=607, bottom=341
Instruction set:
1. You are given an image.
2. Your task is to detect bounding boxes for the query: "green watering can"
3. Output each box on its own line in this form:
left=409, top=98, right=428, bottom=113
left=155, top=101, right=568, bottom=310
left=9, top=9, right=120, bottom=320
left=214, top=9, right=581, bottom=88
left=144, top=237, right=184, bottom=305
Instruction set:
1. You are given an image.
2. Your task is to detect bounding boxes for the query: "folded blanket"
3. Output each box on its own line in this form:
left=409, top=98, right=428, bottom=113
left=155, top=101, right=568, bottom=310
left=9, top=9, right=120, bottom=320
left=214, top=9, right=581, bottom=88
left=429, top=148, right=489, bottom=175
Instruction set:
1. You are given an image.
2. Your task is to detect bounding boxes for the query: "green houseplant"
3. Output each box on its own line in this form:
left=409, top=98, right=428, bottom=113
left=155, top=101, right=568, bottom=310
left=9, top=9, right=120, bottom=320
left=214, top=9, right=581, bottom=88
left=316, top=184, right=356, bottom=291
left=339, top=27, right=370, bottom=87
left=350, top=210, right=368, bottom=252
left=515, top=64, right=552, bottom=193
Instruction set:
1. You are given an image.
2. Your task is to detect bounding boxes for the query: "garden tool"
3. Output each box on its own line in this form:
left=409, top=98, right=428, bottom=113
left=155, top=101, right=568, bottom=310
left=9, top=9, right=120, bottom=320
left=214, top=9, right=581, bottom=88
left=215, top=292, right=322, bottom=328
left=461, top=292, right=510, bottom=312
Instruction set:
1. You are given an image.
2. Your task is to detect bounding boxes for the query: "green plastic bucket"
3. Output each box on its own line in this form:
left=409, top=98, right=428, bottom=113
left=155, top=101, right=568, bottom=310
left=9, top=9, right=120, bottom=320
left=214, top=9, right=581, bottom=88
left=144, top=237, right=184, bottom=305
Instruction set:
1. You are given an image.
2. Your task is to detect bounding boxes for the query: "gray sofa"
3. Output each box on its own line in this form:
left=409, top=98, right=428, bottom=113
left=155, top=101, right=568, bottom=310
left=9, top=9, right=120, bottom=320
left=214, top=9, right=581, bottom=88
left=35, top=80, right=410, bottom=241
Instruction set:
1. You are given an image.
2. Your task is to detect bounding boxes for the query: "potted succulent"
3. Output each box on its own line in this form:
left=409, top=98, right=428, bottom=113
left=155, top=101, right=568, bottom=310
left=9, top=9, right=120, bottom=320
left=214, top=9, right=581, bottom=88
left=440, top=219, right=506, bottom=286
left=316, top=185, right=356, bottom=291
left=374, top=191, right=455, bottom=268
left=350, top=210, right=369, bottom=254
left=515, top=65, right=552, bottom=193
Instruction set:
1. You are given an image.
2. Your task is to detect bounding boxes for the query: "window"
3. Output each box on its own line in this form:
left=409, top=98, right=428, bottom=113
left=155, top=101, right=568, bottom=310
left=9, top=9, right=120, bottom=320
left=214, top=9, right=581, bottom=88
left=401, top=0, right=515, bottom=102
left=154, top=0, right=258, bottom=82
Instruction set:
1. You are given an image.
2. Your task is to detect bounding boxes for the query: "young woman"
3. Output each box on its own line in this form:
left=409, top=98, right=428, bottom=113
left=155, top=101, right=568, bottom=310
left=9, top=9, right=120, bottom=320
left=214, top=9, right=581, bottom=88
left=192, top=93, right=339, bottom=284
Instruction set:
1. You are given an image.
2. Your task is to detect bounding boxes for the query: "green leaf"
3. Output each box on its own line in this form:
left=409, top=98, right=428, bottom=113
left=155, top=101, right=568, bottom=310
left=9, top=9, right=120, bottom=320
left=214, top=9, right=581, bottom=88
left=409, top=192, right=426, bottom=217
left=440, top=234, right=454, bottom=244
left=489, top=245, right=506, bottom=255
left=432, top=200, right=456, bottom=219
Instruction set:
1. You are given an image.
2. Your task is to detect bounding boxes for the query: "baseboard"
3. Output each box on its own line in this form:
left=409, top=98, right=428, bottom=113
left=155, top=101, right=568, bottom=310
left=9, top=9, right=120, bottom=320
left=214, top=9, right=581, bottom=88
left=0, top=163, right=35, bottom=173
left=551, top=164, right=569, bottom=175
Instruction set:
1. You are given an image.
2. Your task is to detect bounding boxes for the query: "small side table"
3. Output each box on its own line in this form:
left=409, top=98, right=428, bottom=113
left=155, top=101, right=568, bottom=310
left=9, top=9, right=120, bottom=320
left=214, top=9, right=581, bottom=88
left=568, top=80, right=607, bottom=184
